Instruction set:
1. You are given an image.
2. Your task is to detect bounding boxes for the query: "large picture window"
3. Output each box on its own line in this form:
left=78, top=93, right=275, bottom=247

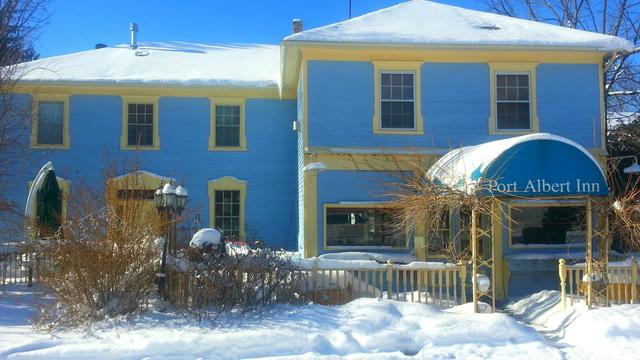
left=510, top=205, right=586, bottom=246
left=380, top=72, right=415, bottom=130
left=325, top=207, right=405, bottom=248
left=496, top=73, right=531, bottom=130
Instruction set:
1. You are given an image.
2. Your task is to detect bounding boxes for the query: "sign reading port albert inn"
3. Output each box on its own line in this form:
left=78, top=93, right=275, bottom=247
left=487, top=179, right=603, bottom=195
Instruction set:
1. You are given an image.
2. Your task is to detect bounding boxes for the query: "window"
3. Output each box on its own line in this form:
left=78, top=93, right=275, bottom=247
left=214, top=190, right=241, bottom=240
left=372, top=62, right=423, bottom=135
left=127, top=103, right=154, bottom=146
left=37, top=102, right=64, bottom=145
left=489, top=63, right=538, bottom=134
left=208, top=176, right=247, bottom=240
left=510, top=205, right=586, bottom=246
left=31, top=95, right=69, bottom=148
left=496, top=73, right=530, bottom=130
left=215, top=105, right=241, bottom=147
left=121, top=96, right=159, bottom=150
left=325, top=207, right=406, bottom=248
left=380, top=72, right=415, bottom=130
left=209, top=98, right=246, bottom=151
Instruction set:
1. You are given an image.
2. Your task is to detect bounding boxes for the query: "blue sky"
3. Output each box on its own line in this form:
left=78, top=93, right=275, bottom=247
left=35, top=0, right=485, bottom=58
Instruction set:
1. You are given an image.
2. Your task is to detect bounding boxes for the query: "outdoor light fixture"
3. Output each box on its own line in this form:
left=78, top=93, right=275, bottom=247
left=155, top=181, right=189, bottom=299
left=609, top=155, right=640, bottom=174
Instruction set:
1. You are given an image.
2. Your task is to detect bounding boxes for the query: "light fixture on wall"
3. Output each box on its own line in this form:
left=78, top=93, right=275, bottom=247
left=624, top=161, right=640, bottom=174
left=608, top=155, right=640, bottom=174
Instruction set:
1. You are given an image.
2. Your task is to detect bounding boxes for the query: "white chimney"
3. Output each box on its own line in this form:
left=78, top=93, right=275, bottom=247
left=130, top=22, right=139, bottom=49
left=292, top=19, right=303, bottom=34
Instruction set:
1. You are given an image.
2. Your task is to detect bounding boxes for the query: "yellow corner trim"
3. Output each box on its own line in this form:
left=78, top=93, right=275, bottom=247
left=208, top=97, right=247, bottom=151
left=120, top=96, right=160, bottom=151
left=30, top=93, right=70, bottom=149
left=372, top=61, right=424, bottom=135
left=488, top=62, right=540, bottom=135
left=207, top=176, right=248, bottom=240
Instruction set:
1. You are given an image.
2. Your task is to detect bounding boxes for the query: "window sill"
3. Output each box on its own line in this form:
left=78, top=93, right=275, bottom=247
left=30, top=144, right=70, bottom=150
left=208, top=146, right=247, bottom=152
left=121, top=145, right=160, bottom=151
left=323, top=246, right=410, bottom=251
left=373, top=129, right=424, bottom=136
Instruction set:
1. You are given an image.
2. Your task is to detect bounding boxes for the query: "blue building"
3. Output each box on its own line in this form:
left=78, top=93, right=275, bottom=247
left=8, top=1, right=634, bottom=298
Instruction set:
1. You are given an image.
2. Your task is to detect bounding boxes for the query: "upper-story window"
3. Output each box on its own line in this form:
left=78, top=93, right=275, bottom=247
left=373, top=62, right=423, bottom=135
left=209, top=98, right=246, bottom=151
left=215, top=105, right=241, bottom=147
left=127, top=103, right=154, bottom=146
left=380, top=72, right=415, bottom=130
left=496, top=73, right=531, bottom=130
left=37, top=102, right=64, bottom=145
left=121, top=96, right=159, bottom=150
left=31, top=94, right=70, bottom=149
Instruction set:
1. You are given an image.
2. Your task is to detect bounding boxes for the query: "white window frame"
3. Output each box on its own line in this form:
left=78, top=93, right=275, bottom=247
left=379, top=70, right=417, bottom=131
left=494, top=72, right=532, bottom=132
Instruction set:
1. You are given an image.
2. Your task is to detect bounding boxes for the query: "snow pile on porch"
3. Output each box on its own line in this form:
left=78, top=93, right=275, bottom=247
left=284, top=0, right=633, bottom=52
left=508, top=290, right=640, bottom=359
left=317, top=251, right=418, bottom=264
left=0, top=285, right=555, bottom=359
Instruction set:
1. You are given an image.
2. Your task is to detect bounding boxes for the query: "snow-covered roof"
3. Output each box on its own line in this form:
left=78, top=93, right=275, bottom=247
left=284, top=0, right=634, bottom=52
left=426, top=133, right=607, bottom=195
left=15, top=42, right=281, bottom=88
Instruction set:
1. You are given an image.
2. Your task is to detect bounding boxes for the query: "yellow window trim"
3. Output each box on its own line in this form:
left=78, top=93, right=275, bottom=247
left=322, top=203, right=410, bottom=251
left=372, top=61, right=424, bottom=135
left=507, top=199, right=587, bottom=249
left=120, top=96, right=160, bottom=151
left=488, top=63, right=540, bottom=135
left=27, top=177, right=70, bottom=222
left=208, top=176, right=248, bottom=240
left=30, top=94, right=70, bottom=149
left=208, top=97, right=247, bottom=151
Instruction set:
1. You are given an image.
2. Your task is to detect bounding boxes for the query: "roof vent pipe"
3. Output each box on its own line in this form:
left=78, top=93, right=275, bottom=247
left=130, top=22, right=139, bottom=49
left=292, top=19, right=303, bottom=34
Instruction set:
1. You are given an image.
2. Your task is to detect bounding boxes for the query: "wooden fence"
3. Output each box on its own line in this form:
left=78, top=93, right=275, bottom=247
left=168, top=260, right=469, bottom=308
left=559, top=258, right=638, bottom=309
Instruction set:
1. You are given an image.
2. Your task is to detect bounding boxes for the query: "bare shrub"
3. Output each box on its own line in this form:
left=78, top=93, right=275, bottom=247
left=171, top=244, right=306, bottom=323
left=27, top=166, right=167, bottom=329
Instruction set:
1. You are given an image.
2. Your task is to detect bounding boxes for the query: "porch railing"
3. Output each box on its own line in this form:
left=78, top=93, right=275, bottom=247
left=168, top=259, right=469, bottom=308
left=559, top=258, right=639, bottom=309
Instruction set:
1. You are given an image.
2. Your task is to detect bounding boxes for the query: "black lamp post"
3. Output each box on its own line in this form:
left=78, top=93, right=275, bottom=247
left=155, top=182, right=188, bottom=298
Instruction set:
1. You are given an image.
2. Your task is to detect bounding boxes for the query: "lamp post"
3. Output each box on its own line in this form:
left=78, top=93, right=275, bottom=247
left=155, top=182, right=188, bottom=299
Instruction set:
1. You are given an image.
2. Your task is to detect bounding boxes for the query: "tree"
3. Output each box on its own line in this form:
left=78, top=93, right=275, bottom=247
left=486, top=0, right=639, bottom=149
left=0, top=0, right=47, bottom=215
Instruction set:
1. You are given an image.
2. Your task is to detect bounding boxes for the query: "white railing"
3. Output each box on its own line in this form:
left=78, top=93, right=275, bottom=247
left=295, top=259, right=468, bottom=307
left=559, top=258, right=638, bottom=309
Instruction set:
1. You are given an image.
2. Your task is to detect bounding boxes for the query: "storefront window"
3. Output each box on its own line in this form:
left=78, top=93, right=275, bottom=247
left=326, top=207, right=405, bottom=247
left=510, top=205, right=586, bottom=246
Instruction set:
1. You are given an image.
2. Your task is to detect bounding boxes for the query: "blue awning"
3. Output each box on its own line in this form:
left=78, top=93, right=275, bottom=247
left=426, top=133, right=608, bottom=197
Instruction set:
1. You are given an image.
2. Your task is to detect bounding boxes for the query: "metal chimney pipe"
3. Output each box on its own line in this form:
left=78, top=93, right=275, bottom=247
left=292, top=19, right=303, bottom=34
left=130, top=22, right=139, bottom=49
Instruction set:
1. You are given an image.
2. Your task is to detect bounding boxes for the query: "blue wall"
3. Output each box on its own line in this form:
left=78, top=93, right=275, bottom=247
left=306, top=60, right=602, bottom=149
left=7, top=94, right=298, bottom=249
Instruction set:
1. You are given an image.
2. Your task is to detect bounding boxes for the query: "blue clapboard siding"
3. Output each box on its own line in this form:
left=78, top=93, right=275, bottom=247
left=315, top=170, right=413, bottom=256
left=306, top=60, right=602, bottom=150
left=6, top=94, right=298, bottom=249
left=537, top=64, right=602, bottom=148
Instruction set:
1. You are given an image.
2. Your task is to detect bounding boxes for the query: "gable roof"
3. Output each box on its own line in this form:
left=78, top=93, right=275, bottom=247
left=15, top=42, right=281, bottom=88
left=284, top=0, right=634, bottom=52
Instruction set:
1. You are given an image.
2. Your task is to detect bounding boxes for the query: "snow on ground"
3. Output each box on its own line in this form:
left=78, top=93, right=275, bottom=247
left=0, top=284, right=561, bottom=360
left=508, top=290, right=640, bottom=360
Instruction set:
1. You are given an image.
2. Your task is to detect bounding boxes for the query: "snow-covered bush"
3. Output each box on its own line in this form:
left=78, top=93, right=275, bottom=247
left=28, top=169, right=165, bottom=329
left=171, top=244, right=306, bottom=322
